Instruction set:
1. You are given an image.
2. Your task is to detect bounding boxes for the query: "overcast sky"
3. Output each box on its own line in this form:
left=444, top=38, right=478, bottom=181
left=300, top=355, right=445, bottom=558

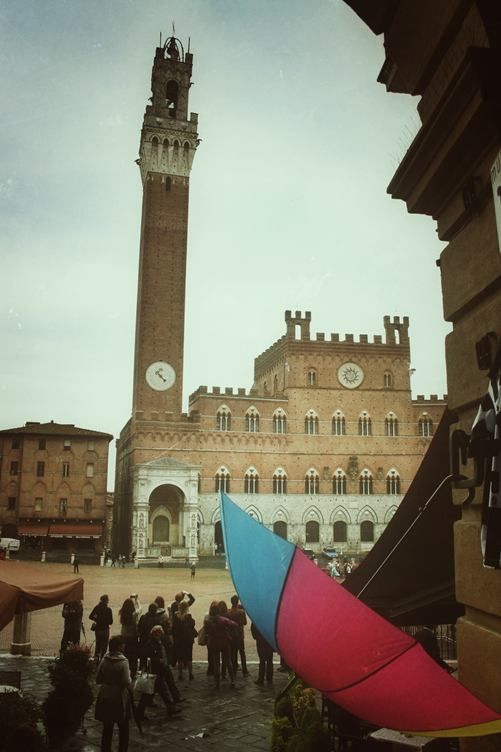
left=1, top=0, right=450, bottom=481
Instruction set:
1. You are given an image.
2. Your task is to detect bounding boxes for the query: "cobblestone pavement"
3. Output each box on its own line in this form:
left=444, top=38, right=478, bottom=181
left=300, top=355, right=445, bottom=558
left=0, top=654, right=289, bottom=751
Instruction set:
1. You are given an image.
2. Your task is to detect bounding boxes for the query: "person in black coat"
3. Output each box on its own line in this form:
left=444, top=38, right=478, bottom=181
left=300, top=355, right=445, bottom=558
left=60, top=600, right=83, bottom=652
left=90, top=594, right=113, bottom=662
left=251, top=622, right=274, bottom=685
left=136, top=626, right=183, bottom=721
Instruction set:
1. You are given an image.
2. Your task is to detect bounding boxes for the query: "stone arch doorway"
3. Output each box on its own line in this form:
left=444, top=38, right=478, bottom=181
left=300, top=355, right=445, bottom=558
left=214, top=520, right=225, bottom=553
left=149, top=484, right=184, bottom=547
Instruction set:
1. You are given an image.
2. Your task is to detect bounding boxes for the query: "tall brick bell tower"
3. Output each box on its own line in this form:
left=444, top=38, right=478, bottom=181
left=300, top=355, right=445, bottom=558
left=113, top=36, right=201, bottom=562
left=133, top=36, right=199, bottom=419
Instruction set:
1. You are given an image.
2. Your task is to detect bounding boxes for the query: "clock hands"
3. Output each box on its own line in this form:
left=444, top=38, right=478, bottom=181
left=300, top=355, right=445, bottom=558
left=155, top=367, right=167, bottom=382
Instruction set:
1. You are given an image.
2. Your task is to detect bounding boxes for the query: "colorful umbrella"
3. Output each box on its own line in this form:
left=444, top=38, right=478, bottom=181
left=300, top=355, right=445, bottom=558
left=220, top=492, right=501, bottom=737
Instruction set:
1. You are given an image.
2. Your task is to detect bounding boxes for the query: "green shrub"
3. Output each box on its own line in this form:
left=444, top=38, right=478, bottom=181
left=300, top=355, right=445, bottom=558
left=272, top=679, right=330, bottom=752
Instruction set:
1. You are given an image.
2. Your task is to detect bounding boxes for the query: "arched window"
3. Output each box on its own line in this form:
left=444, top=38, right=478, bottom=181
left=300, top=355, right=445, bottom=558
left=273, top=374, right=279, bottom=394
left=305, top=520, right=320, bottom=543
left=274, top=520, right=288, bottom=539
left=358, top=412, right=372, bottom=436
left=333, top=469, right=347, bottom=495
left=166, top=79, right=179, bottom=112
left=386, top=469, right=401, bottom=495
left=360, top=520, right=374, bottom=542
left=215, top=467, right=230, bottom=493
left=419, top=415, right=433, bottom=437
left=305, top=410, right=319, bottom=435
left=244, top=467, right=259, bottom=494
left=214, top=520, right=225, bottom=553
left=305, top=469, right=320, bottom=495
left=332, top=410, right=346, bottom=436
left=385, top=412, right=399, bottom=437
left=272, top=468, right=287, bottom=495
left=216, top=406, right=231, bottom=431
left=383, top=371, right=393, bottom=388
left=333, top=520, right=347, bottom=543
left=359, top=470, right=373, bottom=495
left=307, top=368, right=317, bottom=386
left=152, top=516, right=170, bottom=542
left=273, top=409, right=287, bottom=434
left=245, top=407, right=259, bottom=432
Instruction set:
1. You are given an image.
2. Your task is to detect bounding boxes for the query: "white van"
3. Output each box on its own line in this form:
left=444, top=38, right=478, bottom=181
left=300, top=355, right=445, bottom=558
left=0, top=538, right=20, bottom=551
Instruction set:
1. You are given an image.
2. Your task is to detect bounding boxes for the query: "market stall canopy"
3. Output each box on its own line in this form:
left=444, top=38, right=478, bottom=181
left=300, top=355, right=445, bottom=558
left=0, top=562, right=83, bottom=631
left=343, top=409, right=463, bottom=626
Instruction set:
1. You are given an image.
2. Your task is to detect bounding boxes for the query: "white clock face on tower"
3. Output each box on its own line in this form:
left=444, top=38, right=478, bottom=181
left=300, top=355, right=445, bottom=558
left=337, top=362, right=364, bottom=389
left=145, top=361, right=176, bottom=391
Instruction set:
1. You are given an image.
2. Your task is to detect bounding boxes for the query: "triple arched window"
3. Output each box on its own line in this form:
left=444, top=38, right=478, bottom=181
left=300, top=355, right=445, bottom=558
left=245, top=407, right=259, bottom=433
left=273, top=409, right=287, bottom=434
left=305, top=410, right=319, bottom=435
left=385, top=412, right=399, bottom=437
left=358, top=412, right=372, bottom=436
left=359, top=469, right=373, bottom=495
left=305, top=468, right=320, bottom=495
left=332, top=410, right=346, bottom=436
left=272, top=468, right=288, bottom=495
left=216, top=406, right=231, bottom=431
left=244, top=467, right=259, bottom=494
left=419, top=415, right=433, bottom=437
left=215, top=467, right=230, bottom=493
left=386, top=469, right=401, bottom=495
left=333, top=469, right=347, bottom=495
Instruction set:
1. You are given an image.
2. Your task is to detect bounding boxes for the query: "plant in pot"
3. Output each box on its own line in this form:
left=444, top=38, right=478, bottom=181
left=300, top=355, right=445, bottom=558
left=43, top=644, right=94, bottom=748
left=272, top=680, right=330, bottom=752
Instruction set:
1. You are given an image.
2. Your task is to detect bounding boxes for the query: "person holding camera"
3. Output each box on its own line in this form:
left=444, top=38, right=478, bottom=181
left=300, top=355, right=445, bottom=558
left=90, top=594, right=113, bottom=663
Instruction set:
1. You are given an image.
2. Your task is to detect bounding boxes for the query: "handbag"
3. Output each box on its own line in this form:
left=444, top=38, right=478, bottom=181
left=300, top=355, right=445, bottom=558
left=134, top=658, right=156, bottom=695
left=197, top=625, right=207, bottom=646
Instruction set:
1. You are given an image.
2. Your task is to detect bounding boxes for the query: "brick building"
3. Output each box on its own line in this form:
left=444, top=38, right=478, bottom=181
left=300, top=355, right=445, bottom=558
left=343, top=3, right=501, bottom=750
left=0, top=421, right=112, bottom=551
left=113, top=36, right=445, bottom=563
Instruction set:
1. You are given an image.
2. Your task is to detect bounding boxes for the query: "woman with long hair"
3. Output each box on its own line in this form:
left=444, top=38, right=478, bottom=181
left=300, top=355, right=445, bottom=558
left=205, top=602, right=238, bottom=689
left=119, top=595, right=141, bottom=678
left=172, top=600, right=197, bottom=681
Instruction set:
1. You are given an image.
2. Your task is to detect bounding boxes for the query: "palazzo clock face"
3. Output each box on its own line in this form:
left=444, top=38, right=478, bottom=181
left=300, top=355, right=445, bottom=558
left=337, top=362, right=364, bottom=389
left=145, top=361, right=176, bottom=391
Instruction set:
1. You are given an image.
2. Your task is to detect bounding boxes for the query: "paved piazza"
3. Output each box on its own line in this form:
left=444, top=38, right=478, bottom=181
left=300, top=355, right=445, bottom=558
left=0, top=561, right=295, bottom=751
left=0, top=560, right=260, bottom=660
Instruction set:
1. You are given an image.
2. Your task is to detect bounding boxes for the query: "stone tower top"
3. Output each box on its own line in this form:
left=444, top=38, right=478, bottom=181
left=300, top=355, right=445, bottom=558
left=138, top=35, right=199, bottom=182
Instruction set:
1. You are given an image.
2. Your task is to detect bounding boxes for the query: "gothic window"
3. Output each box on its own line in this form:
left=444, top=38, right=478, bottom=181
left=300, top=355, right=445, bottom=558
left=385, top=412, right=399, bottom=437
left=332, top=410, right=346, bottom=436
left=274, top=520, right=288, bottom=539
left=216, top=406, right=231, bottom=431
left=273, top=409, right=287, bottom=434
left=333, top=520, right=347, bottom=543
left=245, top=407, right=259, bottom=433
left=359, top=470, right=373, bottom=495
left=307, top=368, right=317, bottom=386
left=386, top=469, right=401, bottom=495
left=419, top=415, right=433, bottom=437
left=215, top=467, right=230, bottom=493
left=272, top=468, right=287, bottom=495
left=383, top=371, right=393, bottom=388
left=305, top=410, right=319, bottom=435
left=305, top=468, right=320, bottom=495
left=305, top=520, right=320, bottom=543
left=333, top=469, right=347, bottom=495
left=59, top=498, right=68, bottom=515
left=358, top=412, right=372, bottom=436
left=166, top=79, right=179, bottom=113
left=360, top=520, right=374, bottom=542
left=244, top=467, right=259, bottom=494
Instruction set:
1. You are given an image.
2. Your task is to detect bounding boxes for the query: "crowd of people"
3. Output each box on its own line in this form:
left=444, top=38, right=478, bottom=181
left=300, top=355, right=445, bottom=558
left=60, top=590, right=276, bottom=752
